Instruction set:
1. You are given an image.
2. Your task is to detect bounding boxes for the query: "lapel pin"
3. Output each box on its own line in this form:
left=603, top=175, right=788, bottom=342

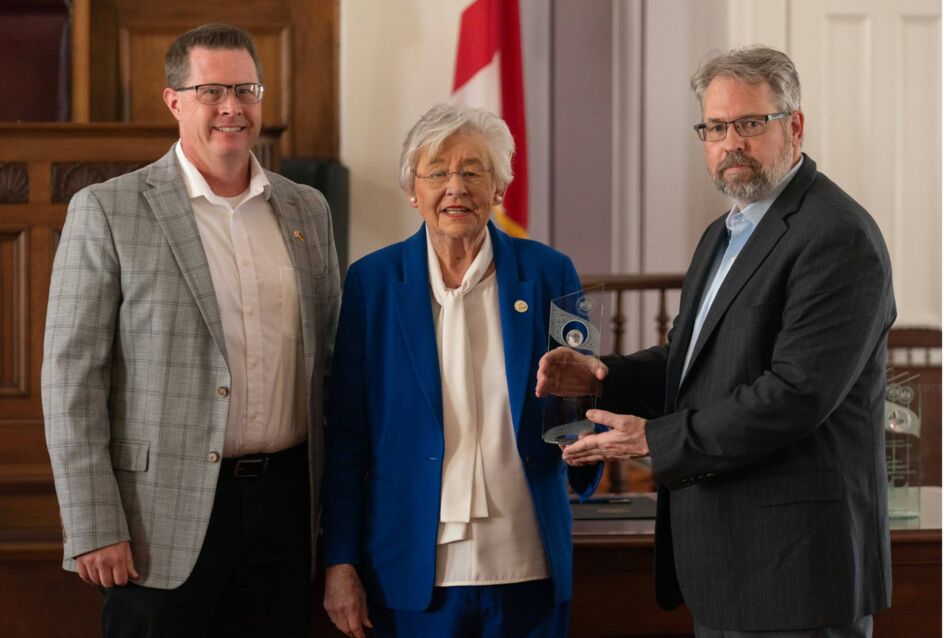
left=514, top=300, right=528, bottom=313
left=292, top=230, right=305, bottom=242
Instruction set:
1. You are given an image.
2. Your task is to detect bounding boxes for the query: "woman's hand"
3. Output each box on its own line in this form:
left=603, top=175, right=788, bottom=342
left=324, top=563, right=372, bottom=638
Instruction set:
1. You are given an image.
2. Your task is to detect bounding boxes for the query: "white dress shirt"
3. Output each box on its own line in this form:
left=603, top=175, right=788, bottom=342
left=428, top=242, right=549, bottom=586
left=175, top=143, right=305, bottom=456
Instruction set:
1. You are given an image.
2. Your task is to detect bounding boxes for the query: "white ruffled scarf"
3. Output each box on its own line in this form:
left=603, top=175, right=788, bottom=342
left=426, top=228, right=493, bottom=544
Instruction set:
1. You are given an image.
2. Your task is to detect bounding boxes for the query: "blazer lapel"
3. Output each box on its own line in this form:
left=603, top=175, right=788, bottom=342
left=144, top=149, right=229, bottom=365
left=489, top=222, right=535, bottom=434
left=393, top=226, right=444, bottom=428
left=682, top=156, right=816, bottom=382
left=270, top=186, right=318, bottom=382
left=666, top=219, right=727, bottom=394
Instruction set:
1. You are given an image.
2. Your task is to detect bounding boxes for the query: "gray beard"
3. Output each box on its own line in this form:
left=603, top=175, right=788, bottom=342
left=711, top=133, right=795, bottom=204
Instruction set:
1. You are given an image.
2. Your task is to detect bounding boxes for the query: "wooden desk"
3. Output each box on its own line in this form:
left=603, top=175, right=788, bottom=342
left=569, top=488, right=942, bottom=637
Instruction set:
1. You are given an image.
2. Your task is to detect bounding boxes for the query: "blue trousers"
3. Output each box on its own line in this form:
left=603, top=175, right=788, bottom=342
left=369, top=579, right=569, bottom=638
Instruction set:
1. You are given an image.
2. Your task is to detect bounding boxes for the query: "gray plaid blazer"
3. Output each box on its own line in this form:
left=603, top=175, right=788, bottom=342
left=42, top=147, right=340, bottom=589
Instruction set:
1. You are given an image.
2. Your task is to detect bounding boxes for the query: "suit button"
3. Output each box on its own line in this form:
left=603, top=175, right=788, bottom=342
left=217, top=386, right=230, bottom=398
left=525, top=455, right=533, bottom=467
left=208, top=451, right=221, bottom=463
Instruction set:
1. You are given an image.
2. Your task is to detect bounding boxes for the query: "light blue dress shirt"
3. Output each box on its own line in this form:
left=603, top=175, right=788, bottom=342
left=681, top=158, right=804, bottom=380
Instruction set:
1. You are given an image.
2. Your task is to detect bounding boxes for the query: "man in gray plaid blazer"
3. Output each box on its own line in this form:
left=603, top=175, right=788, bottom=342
left=538, top=47, right=894, bottom=637
left=42, top=24, right=339, bottom=637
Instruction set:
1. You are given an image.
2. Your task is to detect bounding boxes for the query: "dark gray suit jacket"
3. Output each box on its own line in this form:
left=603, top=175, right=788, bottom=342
left=602, top=155, right=895, bottom=631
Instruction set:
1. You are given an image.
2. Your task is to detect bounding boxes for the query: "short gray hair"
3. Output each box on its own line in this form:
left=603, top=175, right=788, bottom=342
left=691, top=45, right=801, bottom=113
left=399, top=103, right=515, bottom=194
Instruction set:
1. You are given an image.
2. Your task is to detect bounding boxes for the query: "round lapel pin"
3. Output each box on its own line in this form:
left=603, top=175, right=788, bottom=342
left=514, top=300, right=528, bottom=313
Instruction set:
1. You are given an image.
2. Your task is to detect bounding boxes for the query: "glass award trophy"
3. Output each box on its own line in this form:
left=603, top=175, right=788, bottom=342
left=885, top=370, right=922, bottom=519
left=541, top=286, right=605, bottom=444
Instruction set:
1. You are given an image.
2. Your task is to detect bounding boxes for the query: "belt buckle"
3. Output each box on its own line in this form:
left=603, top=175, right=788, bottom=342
left=233, top=457, right=269, bottom=478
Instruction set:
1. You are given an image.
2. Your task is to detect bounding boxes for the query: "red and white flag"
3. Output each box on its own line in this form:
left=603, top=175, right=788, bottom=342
left=452, top=0, right=529, bottom=237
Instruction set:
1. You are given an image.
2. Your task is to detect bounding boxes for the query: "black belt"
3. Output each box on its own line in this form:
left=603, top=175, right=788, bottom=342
left=222, top=442, right=306, bottom=478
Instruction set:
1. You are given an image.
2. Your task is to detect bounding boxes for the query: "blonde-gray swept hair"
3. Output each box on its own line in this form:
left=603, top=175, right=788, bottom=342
left=691, top=45, right=801, bottom=114
left=399, top=103, right=515, bottom=195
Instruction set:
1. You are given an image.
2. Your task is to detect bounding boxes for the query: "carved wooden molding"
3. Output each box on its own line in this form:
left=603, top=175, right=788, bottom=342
left=0, top=164, right=29, bottom=204
left=51, top=162, right=148, bottom=204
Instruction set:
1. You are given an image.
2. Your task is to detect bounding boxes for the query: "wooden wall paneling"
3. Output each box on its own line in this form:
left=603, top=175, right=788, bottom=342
left=874, top=530, right=943, bottom=636
left=0, top=483, right=61, bottom=536
left=0, top=431, right=48, bottom=497
left=27, top=162, right=52, bottom=205
left=571, top=540, right=695, bottom=637
left=0, top=4, right=71, bottom=122
left=89, top=0, right=338, bottom=158
left=0, top=227, right=28, bottom=398
left=119, top=23, right=289, bottom=144
left=0, top=555, right=101, bottom=638
left=0, top=164, right=29, bottom=204
left=290, top=0, right=339, bottom=158
left=71, top=0, right=91, bottom=123
left=89, top=0, right=120, bottom=121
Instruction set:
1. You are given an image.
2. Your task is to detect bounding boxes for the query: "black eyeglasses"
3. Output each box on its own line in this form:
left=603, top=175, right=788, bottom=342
left=175, top=83, right=265, bottom=105
left=694, top=112, right=790, bottom=142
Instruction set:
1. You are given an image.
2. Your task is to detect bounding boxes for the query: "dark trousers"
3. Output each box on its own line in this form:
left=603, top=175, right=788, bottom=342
left=694, top=616, right=873, bottom=638
left=101, top=444, right=312, bottom=638
left=369, top=579, right=569, bottom=638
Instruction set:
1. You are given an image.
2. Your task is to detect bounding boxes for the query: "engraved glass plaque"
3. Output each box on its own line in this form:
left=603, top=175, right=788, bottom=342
left=885, top=370, right=921, bottom=519
left=542, top=286, right=605, bottom=445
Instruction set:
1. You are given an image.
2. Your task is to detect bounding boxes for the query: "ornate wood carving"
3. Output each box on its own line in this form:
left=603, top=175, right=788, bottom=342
left=51, top=162, right=148, bottom=203
left=0, top=164, right=29, bottom=204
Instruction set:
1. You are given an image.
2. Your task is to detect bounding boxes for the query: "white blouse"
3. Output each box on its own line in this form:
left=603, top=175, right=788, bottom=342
left=428, top=238, right=549, bottom=586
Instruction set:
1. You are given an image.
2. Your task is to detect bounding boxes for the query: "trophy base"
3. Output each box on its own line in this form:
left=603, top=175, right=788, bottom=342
left=542, top=419, right=594, bottom=445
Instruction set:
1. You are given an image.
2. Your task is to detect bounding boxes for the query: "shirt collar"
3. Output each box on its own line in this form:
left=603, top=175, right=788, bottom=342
left=174, top=141, right=271, bottom=207
left=727, top=156, right=804, bottom=231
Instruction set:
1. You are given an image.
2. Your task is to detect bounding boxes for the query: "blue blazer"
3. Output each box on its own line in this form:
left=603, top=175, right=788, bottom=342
left=322, top=221, right=601, bottom=611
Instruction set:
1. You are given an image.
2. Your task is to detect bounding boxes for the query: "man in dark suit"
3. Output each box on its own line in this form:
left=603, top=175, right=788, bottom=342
left=537, top=46, right=894, bottom=636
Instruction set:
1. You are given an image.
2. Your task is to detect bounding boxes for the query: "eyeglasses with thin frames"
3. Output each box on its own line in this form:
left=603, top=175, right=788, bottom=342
left=413, top=169, right=493, bottom=189
left=174, top=83, right=265, bottom=105
left=693, top=112, right=790, bottom=142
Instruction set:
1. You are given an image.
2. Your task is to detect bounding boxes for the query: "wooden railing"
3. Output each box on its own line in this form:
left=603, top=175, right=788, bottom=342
left=579, top=273, right=685, bottom=353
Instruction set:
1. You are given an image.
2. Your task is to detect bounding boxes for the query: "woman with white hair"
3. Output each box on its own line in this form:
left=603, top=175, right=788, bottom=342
left=321, top=103, right=601, bottom=637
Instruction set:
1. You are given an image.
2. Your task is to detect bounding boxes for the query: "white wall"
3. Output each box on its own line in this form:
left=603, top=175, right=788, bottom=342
left=340, top=0, right=555, bottom=262
left=340, top=0, right=467, bottom=262
left=728, top=0, right=942, bottom=326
